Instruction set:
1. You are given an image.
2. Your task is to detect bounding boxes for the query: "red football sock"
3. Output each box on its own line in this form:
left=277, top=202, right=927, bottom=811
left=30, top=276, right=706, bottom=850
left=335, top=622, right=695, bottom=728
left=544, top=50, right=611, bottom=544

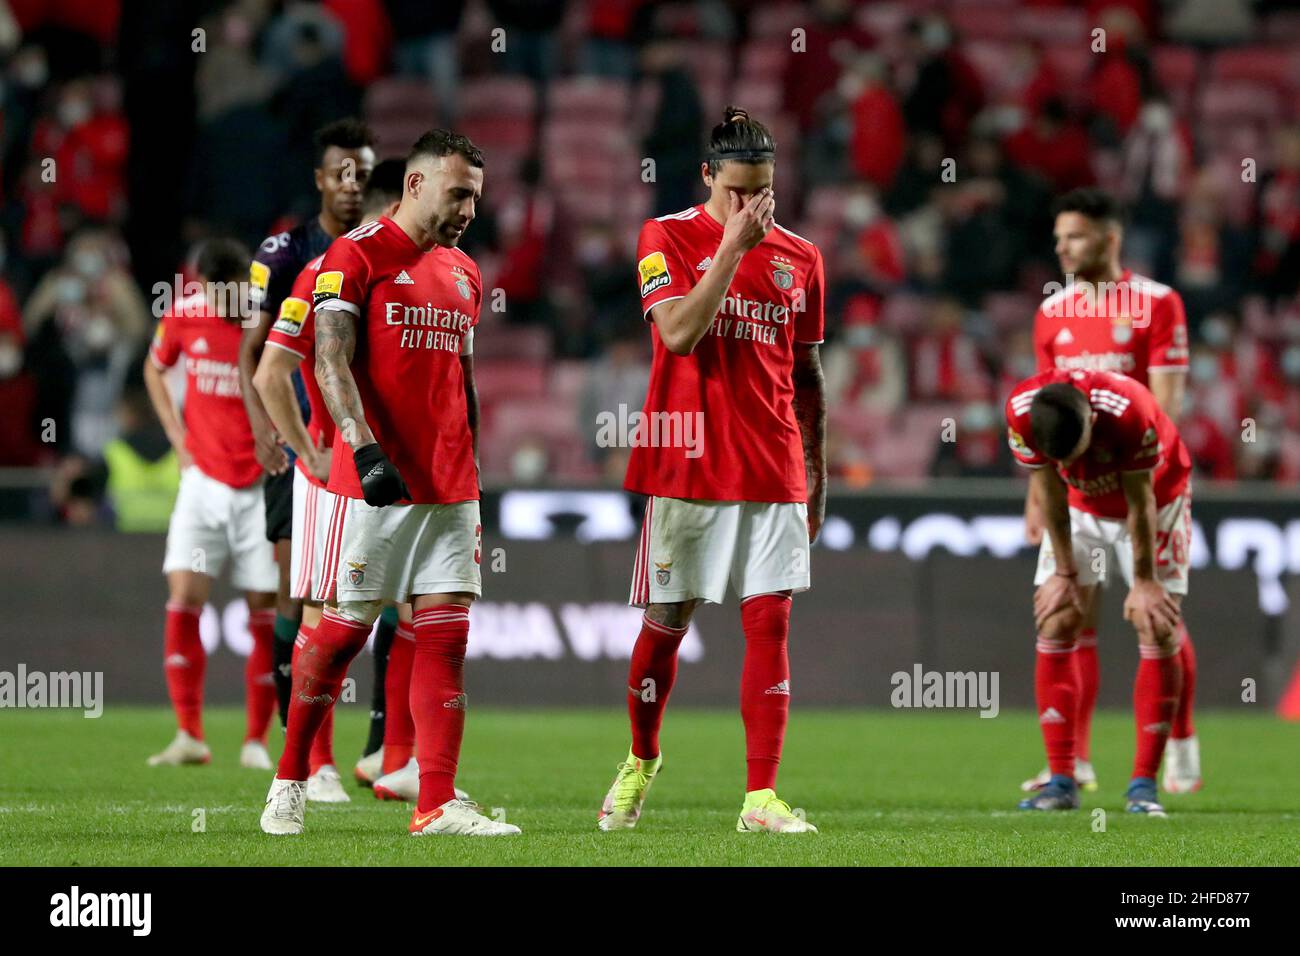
left=411, top=605, right=470, bottom=812
left=382, top=621, right=416, bottom=774
left=1171, top=624, right=1197, bottom=739
left=626, top=614, right=687, bottom=760
left=1133, top=642, right=1184, bottom=780
left=163, top=602, right=205, bottom=739
left=1035, top=636, right=1079, bottom=778
left=276, top=610, right=370, bottom=781
left=1074, top=628, right=1099, bottom=761
left=289, top=626, right=335, bottom=774
left=740, top=593, right=792, bottom=792
left=245, top=608, right=277, bottom=744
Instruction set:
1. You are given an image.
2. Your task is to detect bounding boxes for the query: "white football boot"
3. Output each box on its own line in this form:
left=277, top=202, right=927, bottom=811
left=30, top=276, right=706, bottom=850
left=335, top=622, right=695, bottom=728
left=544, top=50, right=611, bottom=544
left=146, top=730, right=211, bottom=767
left=736, top=789, right=819, bottom=834
left=597, top=752, right=662, bottom=831
left=306, top=764, right=351, bottom=803
left=354, top=747, right=384, bottom=785
left=374, top=757, right=468, bottom=801
left=1161, top=735, right=1202, bottom=793
left=240, top=740, right=273, bottom=770
left=409, top=799, right=520, bottom=836
left=260, top=778, right=307, bottom=835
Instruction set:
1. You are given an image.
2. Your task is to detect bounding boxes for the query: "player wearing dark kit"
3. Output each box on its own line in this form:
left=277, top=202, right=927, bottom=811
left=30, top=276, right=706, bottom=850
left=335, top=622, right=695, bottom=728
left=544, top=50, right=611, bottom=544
left=240, top=119, right=384, bottom=734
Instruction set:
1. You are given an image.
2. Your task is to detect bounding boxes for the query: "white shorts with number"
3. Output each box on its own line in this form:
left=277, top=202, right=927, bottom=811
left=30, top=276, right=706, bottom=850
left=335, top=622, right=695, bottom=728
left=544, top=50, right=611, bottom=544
left=317, top=497, right=482, bottom=604
left=290, top=467, right=335, bottom=602
left=163, top=466, right=279, bottom=592
left=629, top=496, right=811, bottom=607
left=1034, top=492, right=1192, bottom=595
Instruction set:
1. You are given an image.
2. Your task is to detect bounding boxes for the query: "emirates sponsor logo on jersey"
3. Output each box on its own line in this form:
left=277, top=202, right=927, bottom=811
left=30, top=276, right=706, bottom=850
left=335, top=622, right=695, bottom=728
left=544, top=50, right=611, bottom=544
left=1054, top=351, right=1137, bottom=374
left=1065, top=471, right=1120, bottom=498
left=384, top=301, right=474, bottom=353
left=184, top=357, right=241, bottom=397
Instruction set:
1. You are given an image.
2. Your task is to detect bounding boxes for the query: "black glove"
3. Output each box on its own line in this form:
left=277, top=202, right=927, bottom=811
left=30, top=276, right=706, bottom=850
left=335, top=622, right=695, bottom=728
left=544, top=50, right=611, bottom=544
left=353, top=443, right=410, bottom=507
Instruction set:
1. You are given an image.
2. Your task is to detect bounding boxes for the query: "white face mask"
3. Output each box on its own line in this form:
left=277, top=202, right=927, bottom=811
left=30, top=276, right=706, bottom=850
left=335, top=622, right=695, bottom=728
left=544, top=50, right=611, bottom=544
left=0, top=343, right=21, bottom=378
left=1190, top=355, right=1218, bottom=383
left=82, top=314, right=115, bottom=350
left=58, top=97, right=92, bottom=128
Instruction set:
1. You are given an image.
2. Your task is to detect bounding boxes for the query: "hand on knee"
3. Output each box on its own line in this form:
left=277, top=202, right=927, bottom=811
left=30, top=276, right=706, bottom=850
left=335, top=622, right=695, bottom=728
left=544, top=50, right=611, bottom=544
left=1038, top=606, right=1083, bottom=647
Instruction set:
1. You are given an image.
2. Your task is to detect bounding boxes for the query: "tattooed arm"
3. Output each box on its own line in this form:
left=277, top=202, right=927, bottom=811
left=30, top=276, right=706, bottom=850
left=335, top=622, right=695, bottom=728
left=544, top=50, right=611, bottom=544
left=314, top=307, right=375, bottom=450
left=792, top=342, right=827, bottom=543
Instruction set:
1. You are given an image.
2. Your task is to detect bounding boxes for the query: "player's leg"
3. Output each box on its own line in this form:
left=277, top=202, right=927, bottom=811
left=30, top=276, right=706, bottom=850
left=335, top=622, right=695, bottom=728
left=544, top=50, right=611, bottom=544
left=1116, top=495, right=1190, bottom=813
left=732, top=501, right=816, bottom=834
left=361, top=603, right=399, bottom=762
left=295, top=598, right=349, bottom=802
left=150, top=569, right=214, bottom=766
left=1164, top=497, right=1201, bottom=793
left=373, top=602, right=418, bottom=796
left=261, top=495, right=375, bottom=834
left=151, top=467, right=227, bottom=766
left=1018, top=589, right=1089, bottom=810
left=599, top=496, right=729, bottom=831
left=241, top=589, right=278, bottom=768
left=1021, top=508, right=1102, bottom=794
left=404, top=501, right=514, bottom=836
left=267, top=467, right=302, bottom=730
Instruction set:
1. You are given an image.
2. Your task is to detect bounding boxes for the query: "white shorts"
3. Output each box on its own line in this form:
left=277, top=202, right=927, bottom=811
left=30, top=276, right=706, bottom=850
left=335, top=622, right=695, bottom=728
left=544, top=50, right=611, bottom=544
left=289, top=467, right=335, bottom=602
left=163, top=466, right=278, bottom=592
left=629, top=496, right=811, bottom=607
left=318, top=497, right=482, bottom=604
left=1034, top=492, right=1192, bottom=596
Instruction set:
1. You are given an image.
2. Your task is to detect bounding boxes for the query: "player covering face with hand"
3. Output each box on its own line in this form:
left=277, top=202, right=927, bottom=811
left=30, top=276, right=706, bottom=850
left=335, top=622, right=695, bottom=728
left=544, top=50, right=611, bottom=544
left=1007, top=370, right=1191, bottom=817
left=597, top=108, right=827, bottom=834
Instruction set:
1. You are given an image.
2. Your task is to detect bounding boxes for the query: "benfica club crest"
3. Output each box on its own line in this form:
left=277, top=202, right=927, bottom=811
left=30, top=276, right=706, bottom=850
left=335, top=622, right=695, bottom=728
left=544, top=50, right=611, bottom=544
left=655, top=562, right=672, bottom=586
left=1112, top=314, right=1133, bottom=344
left=346, top=560, right=366, bottom=586
left=771, top=259, right=795, bottom=290
left=456, top=278, right=471, bottom=300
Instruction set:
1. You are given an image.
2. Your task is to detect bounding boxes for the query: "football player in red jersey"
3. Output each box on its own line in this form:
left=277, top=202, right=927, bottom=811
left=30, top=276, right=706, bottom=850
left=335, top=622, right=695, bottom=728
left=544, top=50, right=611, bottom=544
left=260, top=130, right=517, bottom=837
left=142, top=239, right=280, bottom=768
left=596, top=109, right=827, bottom=834
left=1008, top=370, right=1189, bottom=816
left=1022, top=188, right=1201, bottom=795
left=253, top=158, right=406, bottom=803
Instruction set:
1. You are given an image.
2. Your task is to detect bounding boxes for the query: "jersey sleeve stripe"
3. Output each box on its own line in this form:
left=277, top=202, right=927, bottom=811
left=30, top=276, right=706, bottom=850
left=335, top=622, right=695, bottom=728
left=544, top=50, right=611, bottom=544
left=315, top=298, right=361, bottom=317
left=642, top=295, right=684, bottom=319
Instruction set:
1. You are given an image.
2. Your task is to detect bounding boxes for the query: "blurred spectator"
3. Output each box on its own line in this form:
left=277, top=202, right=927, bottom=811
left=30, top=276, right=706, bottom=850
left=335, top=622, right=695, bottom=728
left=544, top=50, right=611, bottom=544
left=29, top=75, right=129, bottom=224
left=845, top=54, right=904, bottom=192
left=22, top=229, right=149, bottom=455
left=1255, top=125, right=1300, bottom=301
left=909, top=298, right=988, bottom=401
left=642, top=44, right=704, bottom=217
left=385, top=0, right=467, bottom=122
left=1086, top=34, right=1149, bottom=142
left=580, top=336, right=648, bottom=481
left=1004, top=98, right=1095, bottom=194
left=1119, top=99, right=1192, bottom=279
left=899, top=14, right=984, bottom=150
left=495, top=157, right=557, bottom=327
left=822, top=294, right=906, bottom=416
left=0, top=248, right=41, bottom=466
left=782, top=0, right=874, bottom=132
left=486, top=0, right=568, bottom=87
left=323, top=0, right=392, bottom=87
left=580, top=0, right=644, bottom=80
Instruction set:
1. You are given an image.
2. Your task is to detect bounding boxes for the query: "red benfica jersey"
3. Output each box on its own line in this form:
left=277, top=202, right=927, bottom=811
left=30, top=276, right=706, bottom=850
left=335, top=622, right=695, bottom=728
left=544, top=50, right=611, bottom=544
left=1033, top=269, right=1189, bottom=386
left=1005, top=369, right=1190, bottom=519
left=312, top=217, right=479, bottom=504
left=265, top=254, right=333, bottom=489
left=625, top=205, right=826, bottom=502
left=150, top=293, right=261, bottom=489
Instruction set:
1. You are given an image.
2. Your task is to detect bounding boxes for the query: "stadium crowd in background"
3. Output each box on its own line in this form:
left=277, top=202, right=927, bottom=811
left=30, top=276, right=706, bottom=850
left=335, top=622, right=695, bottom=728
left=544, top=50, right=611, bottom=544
left=4, top=0, right=1300, bottom=528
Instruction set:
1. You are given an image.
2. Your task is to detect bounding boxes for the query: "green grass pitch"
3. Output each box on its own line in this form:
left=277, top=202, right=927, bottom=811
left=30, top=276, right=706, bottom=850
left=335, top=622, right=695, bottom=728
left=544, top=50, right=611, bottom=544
left=1, top=707, right=1296, bottom=866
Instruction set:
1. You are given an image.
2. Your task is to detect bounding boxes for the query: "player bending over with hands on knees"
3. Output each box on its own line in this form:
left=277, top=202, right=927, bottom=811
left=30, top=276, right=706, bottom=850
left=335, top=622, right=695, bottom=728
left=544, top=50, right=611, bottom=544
left=1007, top=369, right=1190, bottom=817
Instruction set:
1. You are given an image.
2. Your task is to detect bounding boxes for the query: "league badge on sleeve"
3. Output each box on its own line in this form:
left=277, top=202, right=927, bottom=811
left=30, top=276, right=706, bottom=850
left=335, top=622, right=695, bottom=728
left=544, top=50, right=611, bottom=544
left=273, top=297, right=308, bottom=337
left=313, top=270, right=344, bottom=306
left=249, top=260, right=270, bottom=306
left=638, top=252, right=671, bottom=298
